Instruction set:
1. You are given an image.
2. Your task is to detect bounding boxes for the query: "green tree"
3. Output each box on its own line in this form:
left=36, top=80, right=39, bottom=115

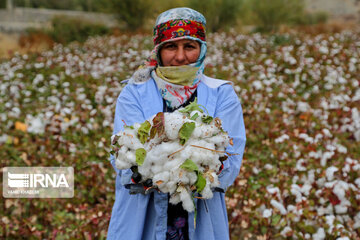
left=251, top=0, right=305, bottom=32
left=188, top=0, right=243, bottom=32
left=108, top=0, right=152, bottom=31
left=47, top=16, right=110, bottom=44
left=0, top=0, right=7, bottom=8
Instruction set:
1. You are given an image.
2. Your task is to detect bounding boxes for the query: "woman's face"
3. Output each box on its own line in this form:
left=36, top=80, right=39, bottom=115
left=159, top=39, right=201, bottom=66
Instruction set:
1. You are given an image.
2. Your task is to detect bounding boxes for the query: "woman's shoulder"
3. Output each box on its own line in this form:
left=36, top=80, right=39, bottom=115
left=201, top=74, right=232, bottom=89
left=121, top=77, right=155, bottom=89
left=201, top=74, right=240, bottom=101
left=118, top=77, right=158, bottom=100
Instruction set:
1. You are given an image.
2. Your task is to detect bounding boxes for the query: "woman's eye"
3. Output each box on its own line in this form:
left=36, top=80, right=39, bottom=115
left=164, top=44, right=176, bottom=49
left=185, top=44, right=197, bottom=49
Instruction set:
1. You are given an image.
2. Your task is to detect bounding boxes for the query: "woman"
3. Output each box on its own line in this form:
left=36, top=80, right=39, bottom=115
left=107, top=7, right=246, bottom=240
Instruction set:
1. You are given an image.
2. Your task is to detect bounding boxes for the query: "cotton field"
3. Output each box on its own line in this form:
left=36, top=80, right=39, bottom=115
left=1, top=29, right=359, bottom=239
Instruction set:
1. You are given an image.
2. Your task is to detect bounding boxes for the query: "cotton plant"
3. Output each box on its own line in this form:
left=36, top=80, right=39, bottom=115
left=110, top=100, right=232, bottom=212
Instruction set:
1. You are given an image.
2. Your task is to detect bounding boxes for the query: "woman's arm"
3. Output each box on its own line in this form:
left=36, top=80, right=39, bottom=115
left=110, top=84, right=145, bottom=184
left=214, top=84, right=246, bottom=191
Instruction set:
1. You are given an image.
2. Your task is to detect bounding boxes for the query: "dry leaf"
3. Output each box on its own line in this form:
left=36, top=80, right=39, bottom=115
left=21, top=152, right=31, bottom=166
left=13, top=137, right=20, bottom=145
left=15, top=121, right=27, bottom=132
left=214, top=117, right=222, bottom=128
left=56, top=155, right=63, bottom=162
left=238, top=179, right=247, bottom=186
left=208, top=174, right=214, bottom=183
left=241, top=220, right=249, bottom=228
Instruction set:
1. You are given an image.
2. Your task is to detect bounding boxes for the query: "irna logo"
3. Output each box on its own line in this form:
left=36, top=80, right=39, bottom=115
left=3, top=167, right=74, bottom=198
left=8, top=172, right=69, bottom=188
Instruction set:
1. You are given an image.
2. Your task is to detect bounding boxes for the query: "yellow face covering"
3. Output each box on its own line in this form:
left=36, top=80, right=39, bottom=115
left=156, top=65, right=199, bottom=86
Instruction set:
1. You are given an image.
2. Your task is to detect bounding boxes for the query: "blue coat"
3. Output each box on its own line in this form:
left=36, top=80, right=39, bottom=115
left=107, top=75, right=246, bottom=240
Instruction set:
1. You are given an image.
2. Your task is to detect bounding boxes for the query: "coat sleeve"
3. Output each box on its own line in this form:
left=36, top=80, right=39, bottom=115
left=109, top=83, right=146, bottom=184
left=214, top=84, right=246, bottom=191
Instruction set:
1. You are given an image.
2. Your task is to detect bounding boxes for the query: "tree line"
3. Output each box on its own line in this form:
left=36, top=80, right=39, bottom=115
left=3, top=0, right=328, bottom=32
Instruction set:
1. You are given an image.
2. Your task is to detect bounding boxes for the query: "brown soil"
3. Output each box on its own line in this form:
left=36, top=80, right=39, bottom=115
left=0, top=32, right=53, bottom=60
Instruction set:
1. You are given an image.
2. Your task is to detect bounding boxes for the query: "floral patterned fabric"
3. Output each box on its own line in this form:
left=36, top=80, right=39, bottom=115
left=152, top=67, right=201, bottom=109
left=153, top=19, right=206, bottom=45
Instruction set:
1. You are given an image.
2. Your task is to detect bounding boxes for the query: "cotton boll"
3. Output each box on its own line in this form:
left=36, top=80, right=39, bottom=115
left=145, top=135, right=164, bottom=150
left=115, top=159, right=131, bottom=169
left=115, top=146, right=130, bottom=166
left=164, top=112, right=186, bottom=140
left=125, top=151, right=136, bottom=164
left=188, top=139, right=215, bottom=150
left=209, top=172, right=220, bottom=187
left=201, top=181, right=213, bottom=199
left=192, top=123, right=205, bottom=138
left=142, top=153, right=158, bottom=168
left=169, top=193, right=181, bottom=205
left=178, top=172, right=191, bottom=184
left=179, top=187, right=195, bottom=212
left=270, top=199, right=287, bottom=215
left=164, top=157, right=184, bottom=171
left=158, top=184, right=168, bottom=193
left=312, top=228, right=325, bottom=240
left=207, top=122, right=222, bottom=135
left=263, top=209, right=272, bottom=218
left=217, top=146, right=226, bottom=153
left=184, top=171, right=197, bottom=185
left=207, top=134, right=229, bottom=148
left=188, top=172, right=198, bottom=185
left=119, top=145, right=128, bottom=154
left=206, top=156, right=221, bottom=170
left=138, top=166, right=151, bottom=179
left=335, top=205, right=348, bottom=214
left=116, top=128, right=143, bottom=150
left=166, top=181, right=177, bottom=194
left=326, top=166, right=338, bottom=181
left=139, top=161, right=157, bottom=178
left=199, top=124, right=211, bottom=138
left=130, top=138, right=145, bottom=150
left=193, top=124, right=221, bottom=139
left=280, top=226, right=292, bottom=237
left=151, top=142, right=183, bottom=159
left=179, top=146, right=192, bottom=160
left=150, top=164, right=164, bottom=175
left=153, top=172, right=170, bottom=185
left=205, top=153, right=219, bottom=167
left=188, top=139, right=216, bottom=164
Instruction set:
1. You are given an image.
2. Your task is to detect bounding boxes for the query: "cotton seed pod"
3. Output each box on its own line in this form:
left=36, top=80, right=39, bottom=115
left=110, top=102, right=232, bottom=212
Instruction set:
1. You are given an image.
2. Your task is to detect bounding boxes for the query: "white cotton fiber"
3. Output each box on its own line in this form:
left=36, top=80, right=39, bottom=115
left=164, top=111, right=187, bottom=140
left=201, top=181, right=214, bottom=199
left=166, top=181, right=177, bottom=194
left=111, top=104, right=231, bottom=212
left=188, top=172, right=198, bottom=185
left=115, top=159, right=131, bottom=169
left=169, top=193, right=181, bottom=205
left=179, top=186, right=195, bottom=212
left=125, top=151, right=136, bottom=163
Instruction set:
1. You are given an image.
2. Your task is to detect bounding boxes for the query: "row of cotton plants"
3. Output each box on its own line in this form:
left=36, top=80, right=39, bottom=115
left=0, top=29, right=359, bottom=238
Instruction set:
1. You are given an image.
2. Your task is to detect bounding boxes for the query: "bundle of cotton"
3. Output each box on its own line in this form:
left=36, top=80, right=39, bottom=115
left=110, top=101, right=231, bottom=212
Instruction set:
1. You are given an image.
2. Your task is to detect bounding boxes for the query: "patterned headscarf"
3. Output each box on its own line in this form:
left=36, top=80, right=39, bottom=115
left=130, top=7, right=207, bottom=109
